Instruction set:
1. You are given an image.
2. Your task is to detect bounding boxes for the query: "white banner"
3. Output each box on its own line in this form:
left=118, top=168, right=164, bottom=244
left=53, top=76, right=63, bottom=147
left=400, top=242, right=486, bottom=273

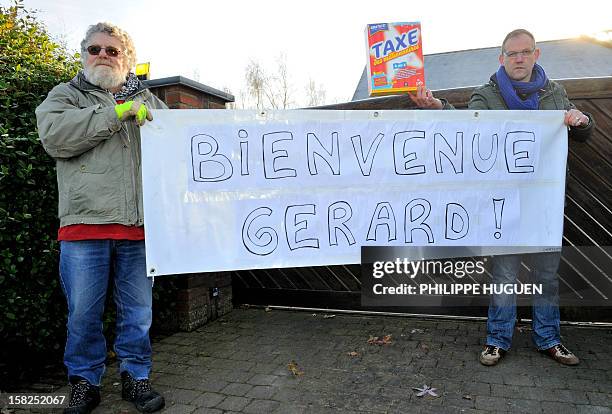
left=141, top=109, right=567, bottom=276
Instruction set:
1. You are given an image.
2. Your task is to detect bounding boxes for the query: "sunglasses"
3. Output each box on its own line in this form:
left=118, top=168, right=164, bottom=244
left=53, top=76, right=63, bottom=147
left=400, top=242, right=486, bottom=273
left=86, top=45, right=122, bottom=57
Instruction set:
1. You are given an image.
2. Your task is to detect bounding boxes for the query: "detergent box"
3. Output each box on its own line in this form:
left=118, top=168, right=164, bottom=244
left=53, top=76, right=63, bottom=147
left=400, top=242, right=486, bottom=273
left=365, top=22, right=425, bottom=96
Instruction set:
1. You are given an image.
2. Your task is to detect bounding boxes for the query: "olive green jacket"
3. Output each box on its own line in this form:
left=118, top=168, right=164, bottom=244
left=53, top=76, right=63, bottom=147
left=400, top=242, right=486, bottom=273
left=35, top=72, right=167, bottom=227
left=468, top=75, right=594, bottom=142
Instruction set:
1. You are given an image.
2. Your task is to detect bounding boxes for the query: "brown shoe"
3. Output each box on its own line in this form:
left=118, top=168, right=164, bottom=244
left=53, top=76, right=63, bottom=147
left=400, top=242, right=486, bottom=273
left=541, top=344, right=580, bottom=365
left=479, top=345, right=506, bottom=366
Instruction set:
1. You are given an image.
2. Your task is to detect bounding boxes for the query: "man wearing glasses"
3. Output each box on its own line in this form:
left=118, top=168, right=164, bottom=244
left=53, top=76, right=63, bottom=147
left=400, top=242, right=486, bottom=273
left=36, top=22, right=166, bottom=413
left=411, top=29, right=593, bottom=367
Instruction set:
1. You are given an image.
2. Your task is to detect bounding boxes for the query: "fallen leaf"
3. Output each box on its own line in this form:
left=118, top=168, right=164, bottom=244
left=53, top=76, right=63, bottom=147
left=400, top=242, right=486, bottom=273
left=367, top=334, right=393, bottom=345
left=412, top=384, right=438, bottom=397
left=347, top=351, right=359, bottom=357
left=287, top=361, right=304, bottom=376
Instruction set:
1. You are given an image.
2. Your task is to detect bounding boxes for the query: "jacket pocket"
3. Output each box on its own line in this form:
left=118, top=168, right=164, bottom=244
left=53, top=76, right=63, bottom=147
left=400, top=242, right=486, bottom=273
left=75, top=142, right=111, bottom=174
left=69, top=170, right=120, bottom=217
left=64, top=143, right=118, bottom=218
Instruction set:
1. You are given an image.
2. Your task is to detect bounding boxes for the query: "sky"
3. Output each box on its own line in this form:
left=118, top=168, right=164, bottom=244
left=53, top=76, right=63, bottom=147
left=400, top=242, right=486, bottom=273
left=5, top=0, right=610, bottom=105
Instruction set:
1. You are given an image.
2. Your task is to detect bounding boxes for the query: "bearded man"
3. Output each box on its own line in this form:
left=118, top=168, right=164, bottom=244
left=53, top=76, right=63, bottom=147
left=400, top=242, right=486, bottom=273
left=36, top=22, right=167, bottom=413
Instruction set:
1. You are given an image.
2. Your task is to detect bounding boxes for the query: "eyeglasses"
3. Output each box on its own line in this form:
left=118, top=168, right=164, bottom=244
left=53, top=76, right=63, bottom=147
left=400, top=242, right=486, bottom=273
left=503, top=48, right=535, bottom=59
left=86, top=45, right=122, bottom=57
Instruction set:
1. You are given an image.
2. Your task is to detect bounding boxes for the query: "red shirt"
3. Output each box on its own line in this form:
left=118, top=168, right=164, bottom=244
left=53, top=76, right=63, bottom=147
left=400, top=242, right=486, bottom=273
left=58, top=224, right=144, bottom=241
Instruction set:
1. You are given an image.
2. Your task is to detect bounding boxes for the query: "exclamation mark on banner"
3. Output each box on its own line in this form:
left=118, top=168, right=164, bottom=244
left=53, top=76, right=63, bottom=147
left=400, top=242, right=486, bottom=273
left=493, top=198, right=505, bottom=239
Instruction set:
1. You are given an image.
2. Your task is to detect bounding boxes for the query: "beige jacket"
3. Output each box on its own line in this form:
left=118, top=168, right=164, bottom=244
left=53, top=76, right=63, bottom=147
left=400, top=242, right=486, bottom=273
left=36, top=72, right=167, bottom=227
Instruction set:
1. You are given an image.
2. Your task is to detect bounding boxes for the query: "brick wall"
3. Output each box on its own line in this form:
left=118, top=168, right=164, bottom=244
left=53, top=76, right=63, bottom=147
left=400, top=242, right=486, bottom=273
left=150, top=84, right=228, bottom=109
left=156, top=272, right=233, bottom=332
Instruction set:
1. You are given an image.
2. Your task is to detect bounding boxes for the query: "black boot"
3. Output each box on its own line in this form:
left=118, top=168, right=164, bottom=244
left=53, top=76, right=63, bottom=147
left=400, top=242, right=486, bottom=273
left=64, top=376, right=101, bottom=414
left=121, top=371, right=165, bottom=413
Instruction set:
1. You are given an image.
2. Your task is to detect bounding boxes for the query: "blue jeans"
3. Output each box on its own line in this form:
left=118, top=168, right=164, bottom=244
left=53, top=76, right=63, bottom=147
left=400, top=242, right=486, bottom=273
left=486, top=252, right=561, bottom=351
left=59, top=240, right=152, bottom=386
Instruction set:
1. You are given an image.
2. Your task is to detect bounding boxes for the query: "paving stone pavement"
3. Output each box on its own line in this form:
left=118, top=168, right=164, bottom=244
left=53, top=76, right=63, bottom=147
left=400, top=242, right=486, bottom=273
left=13, top=308, right=612, bottom=413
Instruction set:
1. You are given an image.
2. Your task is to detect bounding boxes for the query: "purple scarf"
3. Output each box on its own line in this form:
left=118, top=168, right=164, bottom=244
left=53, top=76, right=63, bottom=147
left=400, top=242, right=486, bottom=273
left=496, top=63, right=547, bottom=110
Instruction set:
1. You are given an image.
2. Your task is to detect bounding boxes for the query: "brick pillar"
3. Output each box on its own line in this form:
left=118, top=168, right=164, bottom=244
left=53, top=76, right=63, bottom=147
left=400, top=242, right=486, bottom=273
left=147, top=77, right=235, bottom=332
left=159, top=272, right=233, bottom=332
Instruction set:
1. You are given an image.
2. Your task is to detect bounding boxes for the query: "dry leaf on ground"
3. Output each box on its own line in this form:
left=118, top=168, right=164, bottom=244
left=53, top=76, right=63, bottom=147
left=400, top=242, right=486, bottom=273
left=367, top=334, right=393, bottom=345
left=287, top=361, right=304, bottom=376
left=347, top=351, right=359, bottom=357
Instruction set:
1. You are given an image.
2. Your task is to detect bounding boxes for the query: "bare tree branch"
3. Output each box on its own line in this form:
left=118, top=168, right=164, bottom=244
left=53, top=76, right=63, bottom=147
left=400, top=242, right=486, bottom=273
left=243, top=54, right=296, bottom=110
left=305, top=78, right=326, bottom=107
left=245, top=60, right=266, bottom=110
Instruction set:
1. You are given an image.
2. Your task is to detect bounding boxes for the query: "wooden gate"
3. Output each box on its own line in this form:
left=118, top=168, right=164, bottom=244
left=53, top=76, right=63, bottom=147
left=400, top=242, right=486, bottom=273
left=232, top=77, right=612, bottom=321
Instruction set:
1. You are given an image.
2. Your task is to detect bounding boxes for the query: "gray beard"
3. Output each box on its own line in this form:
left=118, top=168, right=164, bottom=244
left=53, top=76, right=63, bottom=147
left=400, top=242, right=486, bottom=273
left=84, top=65, right=126, bottom=91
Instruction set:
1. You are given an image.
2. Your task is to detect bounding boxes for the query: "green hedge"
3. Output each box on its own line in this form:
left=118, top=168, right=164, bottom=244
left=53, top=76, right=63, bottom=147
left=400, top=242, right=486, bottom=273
left=0, top=2, right=177, bottom=390
left=0, top=2, right=81, bottom=388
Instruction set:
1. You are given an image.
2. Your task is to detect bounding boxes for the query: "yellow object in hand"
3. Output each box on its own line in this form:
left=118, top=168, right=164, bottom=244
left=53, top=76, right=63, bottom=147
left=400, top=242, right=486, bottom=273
left=114, top=101, right=153, bottom=126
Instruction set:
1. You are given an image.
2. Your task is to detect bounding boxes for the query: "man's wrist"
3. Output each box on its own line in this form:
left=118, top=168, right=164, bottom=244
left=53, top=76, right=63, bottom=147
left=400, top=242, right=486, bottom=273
left=575, top=116, right=590, bottom=129
left=582, top=116, right=591, bottom=128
